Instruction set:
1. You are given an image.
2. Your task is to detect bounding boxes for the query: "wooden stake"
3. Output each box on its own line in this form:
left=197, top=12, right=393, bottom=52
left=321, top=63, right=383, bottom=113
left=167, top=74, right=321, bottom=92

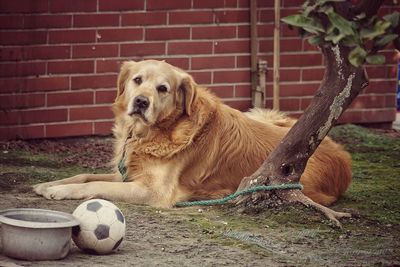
left=273, top=0, right=280, bottom=110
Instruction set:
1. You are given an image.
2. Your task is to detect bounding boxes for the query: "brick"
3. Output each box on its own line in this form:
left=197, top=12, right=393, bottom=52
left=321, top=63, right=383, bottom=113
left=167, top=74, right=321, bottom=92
left=20, top=109, right=68, bottom=124
left=23, top=46, right=71, bottom=60
left=47, top=91, right=94, bottom=106
left=189, top=71, right=212, bottom=85
left=147, top=0, right=191, bottom=10
left=0, top=78, right=24, bottom=93
left=163, top=58, right=189, bottom=70
left=97, top=28, right=143, bottom=42
left=122, top=12, right=167, bottom=26
left=24, top=15, right=71, bottom=28
left=24, top=77, right=70, bottom=92
left=73, top=44, right=118, bottom=59
left=259, top=39, right=273, bottom=53
left=49, top=0, right=97, bottom=12
left=350, top=95, right=386, bottom=109
left=280, top=69, right=301, bottom=82
left=48, top=60, right=94, bottom=74
left=214, top=40, right=250, bottom=53
left=275, top=83, right=318, bottom=97
left=46, top=122, right=93, bottom=138
left=385, top=94, right=396, bottom=108
left=237, top=25, right=250, bottom=38
left=192, top=26, right=236, bottom=39
left=145, top=27, right=190, bottom=41
left=258, top=24, right=274, bottom=37
left=96, top=59, right=121, bottom=73
left=0, top=125, right=44, bottom=140
left=339, top=109, right=396, bottom=124
left=208, top=85, right=234, bottom=98
left=224, top=100, right=252, bottom=111
left=236, top=55, right=251, bottom=68
left=193, top=0, right=237, bottom=8
left=99, top=0, right=144, bottom=11
left=300, top=97, right=313, bottom=110
left=265, top=98, right=300, bottom=111
left=169, top=11, right=214, bottom=24
left=120, top=42, right=165, bottom=57
left=365, top=65, right=389, bottom=79
left=168, top=41, right=213, bottom=55
left=71, top=74, right=117, bottom=90
left=74, top=14, right=120, bottom=27
left=282, top=25, right=301, bottom=37
left=0, top=31, right=47, bottom=45
left=0, top=15, right=24, bottom=29
left=302, top=68, right=325, bottom=81
left=215, top=10, right=249, bottom=23
left=191, top=56, right=235, bottom=70
left=49, top=30, right=96, bottom=44
left=0, top=93, right=45, bottom=109
left=234, top=85, right=251, bottom=98
left=0, top=47, right=23, bottom=61
left=364, top=80, right=397, bottom=94
left=96, top=90, right=116, bottom=104
left=0, top=62, right=46, bottom=77
left=70, top=106, right=113, bottom=120
left=280, top=54, right=322, bottom=67
left=281, top=38, right=303, bottom=52
left=303, top=38, right=320, bottom=52
left=94, top=121, right=114, bottom=135
left=214, top=70, right=250, bottom=83
left=0, top=110, right=20, bottom=125
left=284, top=0, right=307, bottom=6
left=0, top=0, right=48, bottom=13
left=259, top=9, right=274, bottom=23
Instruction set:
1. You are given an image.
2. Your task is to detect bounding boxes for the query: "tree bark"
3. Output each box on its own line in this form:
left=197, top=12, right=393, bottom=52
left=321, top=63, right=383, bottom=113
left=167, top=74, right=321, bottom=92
left=234, top=1, right=386, bottom=227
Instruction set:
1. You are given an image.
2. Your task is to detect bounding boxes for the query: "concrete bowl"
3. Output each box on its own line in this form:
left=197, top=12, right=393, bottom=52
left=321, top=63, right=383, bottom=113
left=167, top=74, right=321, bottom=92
left=0, top=208, right=79, bottom=261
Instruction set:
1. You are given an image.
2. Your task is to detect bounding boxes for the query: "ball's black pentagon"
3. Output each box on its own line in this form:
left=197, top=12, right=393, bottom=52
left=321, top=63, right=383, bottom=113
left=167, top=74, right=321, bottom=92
left=86, top=201, right=102, bottom=212
left=115, top=209, right=124, bottom=224
left=72, top=225, right=81, bottom=237
left=113, top=237, right=123, bottom=250
left=83, top=248, right=99, bottom=255
left=94, top=224, right=110, bottom=240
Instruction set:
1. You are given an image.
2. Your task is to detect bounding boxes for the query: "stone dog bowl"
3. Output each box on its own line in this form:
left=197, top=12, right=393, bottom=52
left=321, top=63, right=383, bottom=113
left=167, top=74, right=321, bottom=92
left=0, top=208, right=79, bottom=261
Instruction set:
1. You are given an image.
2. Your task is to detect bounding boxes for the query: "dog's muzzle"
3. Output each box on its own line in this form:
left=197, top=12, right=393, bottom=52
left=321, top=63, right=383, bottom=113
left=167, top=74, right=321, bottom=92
left=129, top=95, right=149, bottom=117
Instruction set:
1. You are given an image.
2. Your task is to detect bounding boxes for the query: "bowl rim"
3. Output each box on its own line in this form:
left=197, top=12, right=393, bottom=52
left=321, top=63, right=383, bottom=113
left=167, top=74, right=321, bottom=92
left=0, top=208, right=80, bottom=229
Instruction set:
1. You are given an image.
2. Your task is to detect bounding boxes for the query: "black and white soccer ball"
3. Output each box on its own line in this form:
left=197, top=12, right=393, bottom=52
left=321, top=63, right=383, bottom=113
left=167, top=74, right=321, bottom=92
left=72, top=199, right=126, bottom=255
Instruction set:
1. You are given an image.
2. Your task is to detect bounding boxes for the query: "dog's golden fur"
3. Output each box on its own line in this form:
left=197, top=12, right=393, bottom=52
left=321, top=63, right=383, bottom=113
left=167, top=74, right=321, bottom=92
left=34, top=60, right=352, bottom=208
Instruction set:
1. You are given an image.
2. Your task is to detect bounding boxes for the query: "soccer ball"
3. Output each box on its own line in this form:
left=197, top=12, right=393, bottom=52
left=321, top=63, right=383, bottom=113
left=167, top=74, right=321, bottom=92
left=72, top=199, right=126, bottom=255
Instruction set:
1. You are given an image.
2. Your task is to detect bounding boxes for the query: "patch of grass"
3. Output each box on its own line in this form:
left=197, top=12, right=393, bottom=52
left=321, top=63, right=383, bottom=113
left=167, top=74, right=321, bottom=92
left=330, top=124, right=400, bottom=224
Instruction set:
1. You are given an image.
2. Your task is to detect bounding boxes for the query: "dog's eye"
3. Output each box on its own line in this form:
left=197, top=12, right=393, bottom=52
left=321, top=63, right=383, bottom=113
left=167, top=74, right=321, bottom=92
left=157, top=85, right=168, bottom=93
left=133, top=76, right=142, bottom=85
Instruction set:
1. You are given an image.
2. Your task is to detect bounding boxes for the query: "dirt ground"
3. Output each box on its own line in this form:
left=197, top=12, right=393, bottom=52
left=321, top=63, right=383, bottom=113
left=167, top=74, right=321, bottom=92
left=0, top=124, right=399, bottom=266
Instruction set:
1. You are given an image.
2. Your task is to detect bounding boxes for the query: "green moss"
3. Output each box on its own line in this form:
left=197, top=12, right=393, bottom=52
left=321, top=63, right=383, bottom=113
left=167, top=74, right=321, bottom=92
left=330, top=124, right=400, bottom=224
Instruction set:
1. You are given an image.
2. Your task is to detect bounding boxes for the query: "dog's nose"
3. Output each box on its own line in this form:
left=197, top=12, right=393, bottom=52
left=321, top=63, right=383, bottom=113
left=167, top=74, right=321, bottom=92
left=133, top=95, right=150, bottom=110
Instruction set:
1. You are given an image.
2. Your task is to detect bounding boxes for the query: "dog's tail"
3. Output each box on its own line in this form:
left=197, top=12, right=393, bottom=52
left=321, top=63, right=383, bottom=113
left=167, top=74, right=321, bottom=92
left=244, top=108, right=296, bottom=128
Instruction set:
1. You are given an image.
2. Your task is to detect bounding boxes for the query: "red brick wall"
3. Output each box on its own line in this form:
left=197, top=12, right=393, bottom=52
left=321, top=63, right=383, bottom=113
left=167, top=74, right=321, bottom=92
left=0, top=0, right=398, bottom=140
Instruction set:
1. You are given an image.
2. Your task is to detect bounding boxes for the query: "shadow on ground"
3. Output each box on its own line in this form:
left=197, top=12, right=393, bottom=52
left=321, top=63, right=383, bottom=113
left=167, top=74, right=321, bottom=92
left=0, top=124, right=399, bottom=266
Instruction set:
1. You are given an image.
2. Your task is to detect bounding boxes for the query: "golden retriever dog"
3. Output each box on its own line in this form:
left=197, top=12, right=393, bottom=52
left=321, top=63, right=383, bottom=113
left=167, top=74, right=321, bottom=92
left=34, top=60, right=352, bottom=208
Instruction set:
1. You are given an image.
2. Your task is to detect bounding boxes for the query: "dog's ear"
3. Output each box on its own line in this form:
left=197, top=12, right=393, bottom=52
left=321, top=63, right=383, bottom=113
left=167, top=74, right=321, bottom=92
left=116, top=61, right=136, bottom=100
left=179, top=74, right=197, bottom=116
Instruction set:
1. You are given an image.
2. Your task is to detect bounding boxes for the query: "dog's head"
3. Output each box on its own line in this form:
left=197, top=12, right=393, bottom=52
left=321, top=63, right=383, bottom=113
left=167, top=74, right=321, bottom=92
left=113, top=60, right=196, bottom=135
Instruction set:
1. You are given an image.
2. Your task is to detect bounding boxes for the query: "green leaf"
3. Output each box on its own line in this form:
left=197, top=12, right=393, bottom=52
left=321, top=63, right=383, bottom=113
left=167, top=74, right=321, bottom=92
left=327, top=11, right=355, bottom=36
left=375, top=34, right=398, bottom=47
left=325, top=32, right=347, bottom=44
left=281, top=14, right=325, bottom=34
left=366, top=55, right=385, bottom=65
left=308, top=35, right=322, bottom=45
left=342, top=35, right=360, bottom=47
left=348, top=46, right=367, bottom=67
left=383, top=11, right=400, bottom=27
left=360, top=20, right=391, bottom=40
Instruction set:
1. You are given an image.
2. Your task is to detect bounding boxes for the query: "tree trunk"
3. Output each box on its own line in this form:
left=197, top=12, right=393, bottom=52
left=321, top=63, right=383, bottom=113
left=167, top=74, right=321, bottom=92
left=235, top=44, right=368, bottom=227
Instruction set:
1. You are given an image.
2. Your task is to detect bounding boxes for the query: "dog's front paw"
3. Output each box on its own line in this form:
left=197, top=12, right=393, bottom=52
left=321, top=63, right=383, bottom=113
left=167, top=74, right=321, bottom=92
left=33, top=181, right=56, bottom=196
left=42, top=184, right=85, bottom=200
